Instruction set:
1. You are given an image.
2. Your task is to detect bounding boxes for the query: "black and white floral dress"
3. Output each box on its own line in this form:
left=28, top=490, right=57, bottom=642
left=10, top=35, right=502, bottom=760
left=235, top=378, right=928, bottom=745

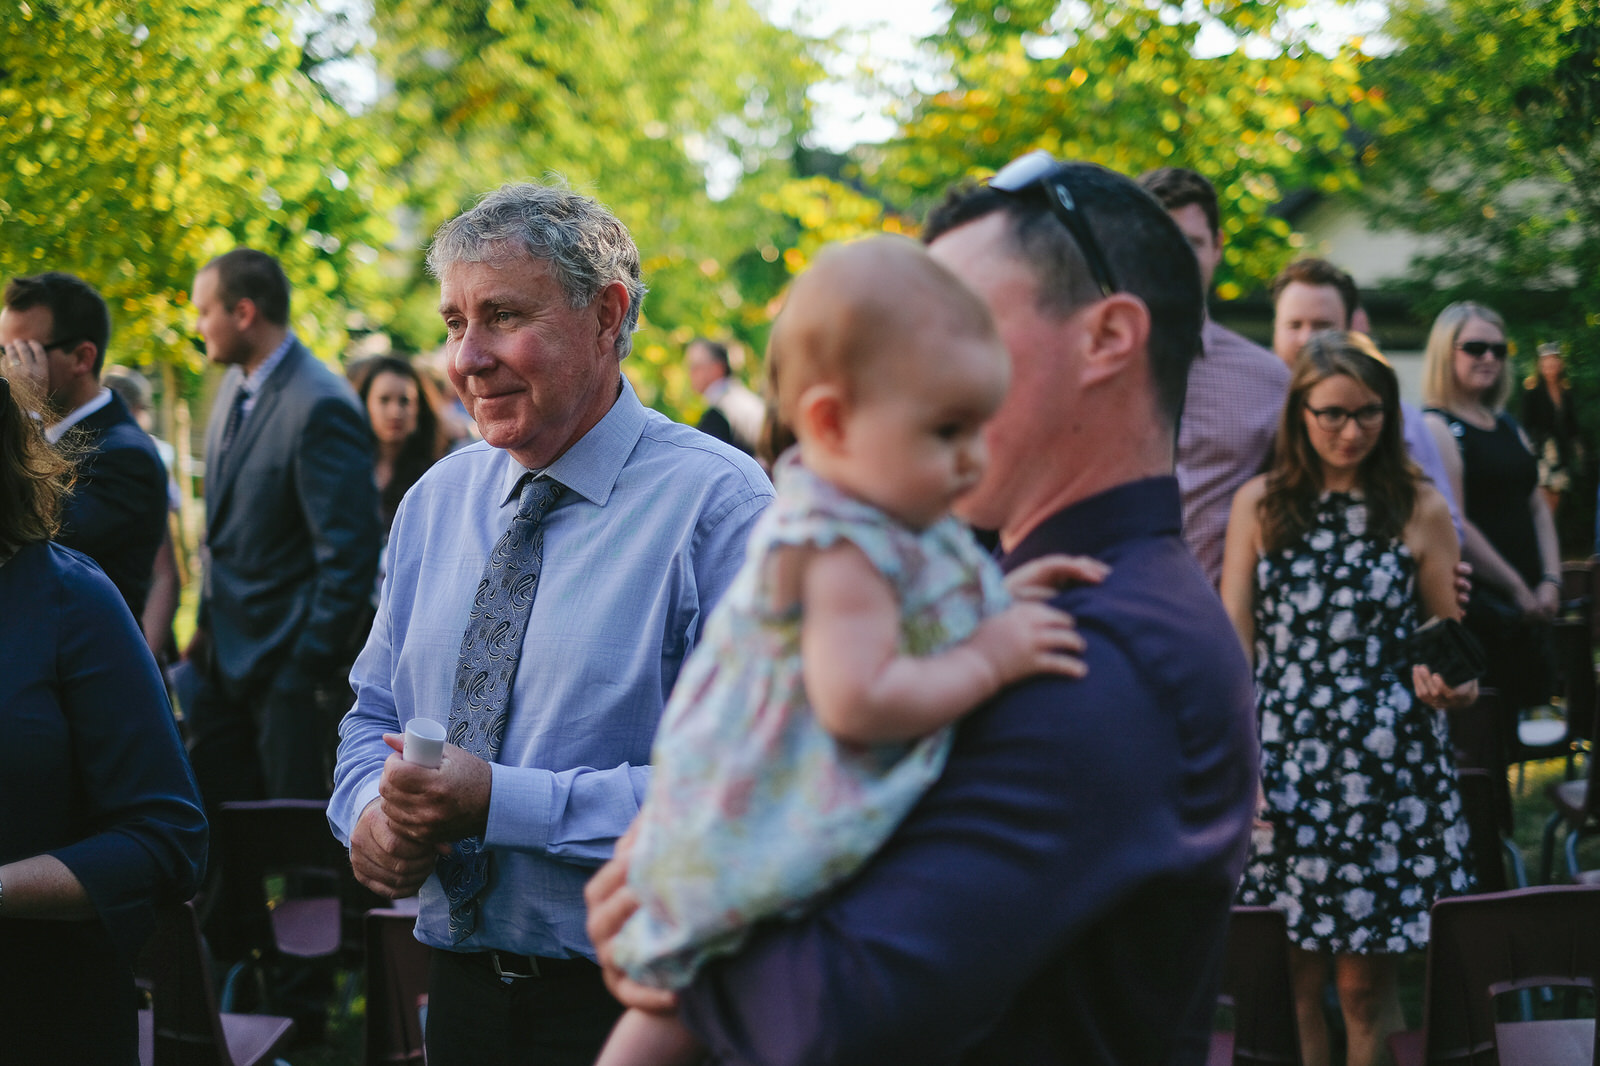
left=1236, top=492, right=1472, bottom=953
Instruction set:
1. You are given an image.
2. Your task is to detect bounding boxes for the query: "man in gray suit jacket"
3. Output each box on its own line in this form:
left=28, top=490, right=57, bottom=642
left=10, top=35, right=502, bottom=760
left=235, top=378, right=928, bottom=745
left=184, top=248, right=379, bottom=808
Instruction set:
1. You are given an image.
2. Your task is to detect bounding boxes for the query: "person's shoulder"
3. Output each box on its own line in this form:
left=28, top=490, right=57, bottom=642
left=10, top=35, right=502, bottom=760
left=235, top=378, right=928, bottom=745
left=20, top=541, right=124, bottom=608
left=1232, top=473, right=1269, bottom=510
left=1204, top=321, right=1285, bottom=371
left=89, top=406, right=164, bottom=468
left=635, top=410, right=772, bottom=494
left=283, top=342, right=361, bottom=403
left=1412, top=480, right=1452, bottom=527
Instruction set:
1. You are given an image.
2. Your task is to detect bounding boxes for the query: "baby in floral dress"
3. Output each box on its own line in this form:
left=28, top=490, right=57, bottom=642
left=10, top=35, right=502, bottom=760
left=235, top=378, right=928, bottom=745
left=595, top=236, right=1097, bottom=1066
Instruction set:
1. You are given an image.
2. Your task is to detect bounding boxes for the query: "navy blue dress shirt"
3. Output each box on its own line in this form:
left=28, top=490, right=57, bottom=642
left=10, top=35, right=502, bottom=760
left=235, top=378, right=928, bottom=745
left=680, top=476, right=1259, bottom=1065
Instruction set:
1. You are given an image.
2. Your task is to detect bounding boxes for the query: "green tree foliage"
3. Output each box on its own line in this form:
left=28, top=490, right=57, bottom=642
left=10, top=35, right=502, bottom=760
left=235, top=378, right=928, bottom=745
left=0, top=1, right=397, bottom=379
left=1366, top=0, right=1600, bottom=385
left=367, top=0, right=821, bottom=415
left=861, top=0, right=1374, bottom=302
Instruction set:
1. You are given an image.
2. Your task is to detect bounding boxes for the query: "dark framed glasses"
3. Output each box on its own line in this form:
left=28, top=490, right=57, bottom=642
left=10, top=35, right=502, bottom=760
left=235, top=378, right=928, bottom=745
left=1458, top=340, right=1509, bottom=361
left=1305, top=403, right=1385, bottom=432
left=988, top=151, right=1119, bottom=298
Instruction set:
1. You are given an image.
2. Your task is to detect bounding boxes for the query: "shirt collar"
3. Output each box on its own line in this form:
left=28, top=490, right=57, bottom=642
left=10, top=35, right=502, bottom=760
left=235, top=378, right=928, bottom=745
left=1001, top=476, right=1183, bottom=572
left=702, top=377, right=731, bottom=403
left=495, top=374, right=647, bottom=509
left=45, top=386, right=113, bottom=444
left=243, top=333, right=295, bottom=394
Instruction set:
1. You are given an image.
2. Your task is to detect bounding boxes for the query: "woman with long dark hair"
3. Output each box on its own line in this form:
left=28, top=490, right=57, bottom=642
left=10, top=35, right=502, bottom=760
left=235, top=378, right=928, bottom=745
left=0, top=370, right=207, bottom=1065
left=355, top=355, right=450, bottom=533
left=1220, top=332, right=1477, bottom=1066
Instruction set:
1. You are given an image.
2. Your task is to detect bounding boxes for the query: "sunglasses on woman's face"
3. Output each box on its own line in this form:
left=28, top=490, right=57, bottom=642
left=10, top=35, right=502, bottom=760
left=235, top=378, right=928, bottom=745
left=1457, top=340, right=1509, bottom=361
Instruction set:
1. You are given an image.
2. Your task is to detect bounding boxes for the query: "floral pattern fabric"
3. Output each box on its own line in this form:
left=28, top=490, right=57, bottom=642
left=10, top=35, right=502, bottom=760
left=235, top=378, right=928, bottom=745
left=1237, top=492, right=1472, bottom=953
left=612, top=450, right=1011, bottom=989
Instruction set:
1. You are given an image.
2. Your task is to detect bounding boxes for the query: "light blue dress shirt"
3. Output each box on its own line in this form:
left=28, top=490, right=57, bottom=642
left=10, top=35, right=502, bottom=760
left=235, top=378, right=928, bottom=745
left=1401, top=400, right=1464, bottom=544
left=330, top=377, right=772, bottom=959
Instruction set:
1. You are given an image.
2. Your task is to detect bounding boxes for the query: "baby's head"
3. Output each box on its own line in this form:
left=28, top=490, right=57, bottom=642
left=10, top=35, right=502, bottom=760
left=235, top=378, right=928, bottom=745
left=765, top=235, right=1010, bottom=530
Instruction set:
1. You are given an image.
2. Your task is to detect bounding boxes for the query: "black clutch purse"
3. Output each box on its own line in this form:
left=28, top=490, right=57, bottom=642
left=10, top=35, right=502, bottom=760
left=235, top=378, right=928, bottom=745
left=1406, top=617, right=1487, bottom=688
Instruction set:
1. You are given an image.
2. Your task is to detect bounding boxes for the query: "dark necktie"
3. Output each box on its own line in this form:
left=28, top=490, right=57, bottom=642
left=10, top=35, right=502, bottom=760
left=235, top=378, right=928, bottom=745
left=219, top=386, right=250, bottom=455
left=437, top=474, right=565, bottom=942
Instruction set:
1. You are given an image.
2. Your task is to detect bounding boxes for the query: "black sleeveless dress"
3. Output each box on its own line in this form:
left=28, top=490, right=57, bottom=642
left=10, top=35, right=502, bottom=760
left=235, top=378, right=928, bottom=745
left=1426, top=408, right=1551, bottom=706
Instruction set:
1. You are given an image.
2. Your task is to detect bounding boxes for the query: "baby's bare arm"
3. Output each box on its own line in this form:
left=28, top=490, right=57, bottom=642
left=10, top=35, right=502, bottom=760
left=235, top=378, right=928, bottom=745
left=802, top=542, right=1085, bottom=746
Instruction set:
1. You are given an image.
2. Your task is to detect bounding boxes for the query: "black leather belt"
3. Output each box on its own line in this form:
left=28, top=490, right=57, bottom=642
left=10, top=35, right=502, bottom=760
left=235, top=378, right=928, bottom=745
left=471, top=949, right=596, bottom=980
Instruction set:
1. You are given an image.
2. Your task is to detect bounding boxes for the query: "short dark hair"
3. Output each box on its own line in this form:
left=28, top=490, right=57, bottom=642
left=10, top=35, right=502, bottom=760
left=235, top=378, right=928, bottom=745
left=1136, top=167, right=1220, bottom=238
left=690, top=338, right=730, bottom=374
left=3, top=271, right=112, bottom=377
left=922, top=163, right=1203, bottom=430
left=203, top=248, right=291, bottom=326
left=1269, top=258, right=1358, bottom=324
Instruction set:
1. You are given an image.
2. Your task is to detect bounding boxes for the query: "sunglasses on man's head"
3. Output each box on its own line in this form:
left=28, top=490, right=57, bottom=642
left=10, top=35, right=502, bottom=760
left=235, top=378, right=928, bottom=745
left=1458, top=340, right=1509, bottom=361
left=988, top=151, right=1119, bottom=298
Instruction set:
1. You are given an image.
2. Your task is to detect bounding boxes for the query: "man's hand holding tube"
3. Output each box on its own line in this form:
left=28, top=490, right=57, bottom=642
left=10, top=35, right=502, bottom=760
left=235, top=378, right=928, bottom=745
left=348, top=733, right=494, bottom=898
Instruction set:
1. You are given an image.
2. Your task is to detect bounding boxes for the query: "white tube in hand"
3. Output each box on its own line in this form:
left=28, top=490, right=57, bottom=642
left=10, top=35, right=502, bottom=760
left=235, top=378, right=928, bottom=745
left=403, top=718, right=446, bottom=769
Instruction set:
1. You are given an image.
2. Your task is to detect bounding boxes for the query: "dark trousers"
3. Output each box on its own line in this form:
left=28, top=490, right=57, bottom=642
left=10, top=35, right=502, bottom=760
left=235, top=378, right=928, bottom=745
left=425, top=949, right=624, bottom=1066
left=186, top=660, right=337, bottom=813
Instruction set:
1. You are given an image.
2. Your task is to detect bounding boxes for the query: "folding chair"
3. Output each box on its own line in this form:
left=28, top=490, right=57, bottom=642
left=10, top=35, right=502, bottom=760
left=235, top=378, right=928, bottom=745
left=1209, top=906, right=1303, bottom=1066
left=136, top=900, right=296, bottom=1066
left=362, top=906, right=431, bottom=1066
left=1501, top=614, right=1594, bottom=787
left=212, top=800, right=347, bottom=1013
left=1450, top=689, right=1527, bottom=891
left=1387, top=884, right=1600, bottom=1066
left=1560, top=560, right=1595, bottom=649
left=1542, top=711, right=1600, bottom=884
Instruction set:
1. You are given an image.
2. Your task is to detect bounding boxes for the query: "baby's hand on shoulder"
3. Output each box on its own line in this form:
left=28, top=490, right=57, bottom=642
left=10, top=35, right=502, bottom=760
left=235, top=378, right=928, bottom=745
left=969, top=600, right=1088, bottom=688
left=1003, top=553, right=1110, bottom=602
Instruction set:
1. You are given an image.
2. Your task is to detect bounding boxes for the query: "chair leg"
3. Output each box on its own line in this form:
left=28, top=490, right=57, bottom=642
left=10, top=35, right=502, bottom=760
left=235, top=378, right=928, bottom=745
left=1541, top=812, right=1564, bottom=884
left=1502, top=836, right=1529, bottom=888
left=1565, top=826, right=1589, bottom=881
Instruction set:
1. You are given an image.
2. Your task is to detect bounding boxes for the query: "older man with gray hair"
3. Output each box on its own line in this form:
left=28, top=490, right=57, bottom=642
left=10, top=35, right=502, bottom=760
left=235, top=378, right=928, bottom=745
left=330, top=182, right=772, bottom=1066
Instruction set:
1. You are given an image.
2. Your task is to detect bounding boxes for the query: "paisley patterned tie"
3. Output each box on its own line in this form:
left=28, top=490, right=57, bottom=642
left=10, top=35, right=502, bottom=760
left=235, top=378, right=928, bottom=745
left=438, top=473, right=565, bottom=942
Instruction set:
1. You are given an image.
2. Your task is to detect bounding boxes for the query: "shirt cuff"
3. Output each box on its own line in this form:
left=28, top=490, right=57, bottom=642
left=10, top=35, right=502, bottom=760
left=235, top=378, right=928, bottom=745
left=332, top=776, right=384, bottom=847
left=484, top=763, right=554, bottom=852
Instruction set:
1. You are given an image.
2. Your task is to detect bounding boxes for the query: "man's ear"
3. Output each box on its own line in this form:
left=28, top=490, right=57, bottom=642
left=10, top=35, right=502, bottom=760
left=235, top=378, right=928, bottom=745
left=794, top=383, right=848, bottom=452
left=1077, top=293, right=1150, bottom=391
left=593, top=281, right=630, bottom=358
left=66, top=341, right=98, bottom=379
left=232, top=296, right=259, bottom=333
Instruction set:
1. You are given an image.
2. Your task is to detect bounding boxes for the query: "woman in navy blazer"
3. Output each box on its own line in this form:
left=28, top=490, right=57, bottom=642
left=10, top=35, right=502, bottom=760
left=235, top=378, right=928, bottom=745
left=0, top=373, right=208, bottom=1065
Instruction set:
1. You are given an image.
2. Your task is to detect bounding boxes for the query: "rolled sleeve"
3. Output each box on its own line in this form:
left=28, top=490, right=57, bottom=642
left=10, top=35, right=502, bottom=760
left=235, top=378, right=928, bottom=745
left=47, top=556, right=207, bottom=962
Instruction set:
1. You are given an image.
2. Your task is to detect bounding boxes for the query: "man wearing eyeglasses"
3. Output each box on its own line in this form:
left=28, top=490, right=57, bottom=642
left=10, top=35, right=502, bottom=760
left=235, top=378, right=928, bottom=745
left=587, top=157, right=1260, bottom=1065
left=0, top=272, right=168, bottom=619
left=1270, top=257, right=1464, bottom=542
left=1137, top=167, right=1290, bottom=588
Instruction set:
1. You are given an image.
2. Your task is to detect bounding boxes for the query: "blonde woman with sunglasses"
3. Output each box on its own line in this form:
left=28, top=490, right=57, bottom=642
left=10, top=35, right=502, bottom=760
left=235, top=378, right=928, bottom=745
left=1422, top=301, right=1561, bottom=710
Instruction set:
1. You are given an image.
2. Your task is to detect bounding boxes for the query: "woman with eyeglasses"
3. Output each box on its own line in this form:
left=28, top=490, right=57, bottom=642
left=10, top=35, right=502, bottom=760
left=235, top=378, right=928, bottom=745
left=0, top=373, right=207, bottom=1064
left=1422, top=301, right=1561, bottom=711
left=1220, top=332, right=1475, bottom=1066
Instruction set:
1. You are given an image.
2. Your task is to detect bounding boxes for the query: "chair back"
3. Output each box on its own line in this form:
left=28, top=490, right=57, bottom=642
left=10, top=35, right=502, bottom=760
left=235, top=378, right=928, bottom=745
left=1418, top=884, right=1600, bottom=1065
left=136, top=901, right=237, bottom=1066
left=1455, top=770, right=1512, bottom=894
left=1216, top=906, right=1302, bottom=1066
left=1554, top=620, right=1597, bottom=748
left=363, top=908, right=431, bottom=1066
left=1559, top=561, right=1595, bottom=647
left=215, top=799, right=348, bottom=962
